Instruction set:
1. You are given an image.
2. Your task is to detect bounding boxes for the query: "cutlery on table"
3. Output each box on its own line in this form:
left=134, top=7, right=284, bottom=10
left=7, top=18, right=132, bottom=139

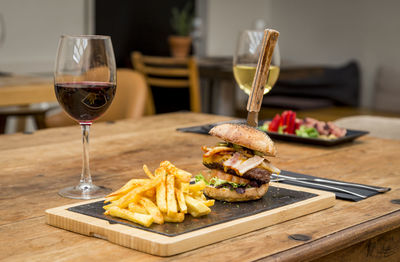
left=271, top=174, right=389, bottom=193
left=271, top=174, right=368, bottom=199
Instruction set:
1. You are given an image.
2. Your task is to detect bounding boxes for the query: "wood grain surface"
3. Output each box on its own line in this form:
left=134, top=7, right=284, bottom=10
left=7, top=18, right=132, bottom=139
left=0, top=75, right=54, bottom=107
left=45, top=184, right=334, bottom=256
left=1, top=112, right=400, bottom=261
left=247, top=29, right=279, bottom=113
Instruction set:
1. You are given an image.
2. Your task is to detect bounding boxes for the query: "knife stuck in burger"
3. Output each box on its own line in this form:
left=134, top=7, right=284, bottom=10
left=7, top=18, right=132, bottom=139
left=197, top=29, right=280, bottom=202
left=198, top=123, right=280, bottom=202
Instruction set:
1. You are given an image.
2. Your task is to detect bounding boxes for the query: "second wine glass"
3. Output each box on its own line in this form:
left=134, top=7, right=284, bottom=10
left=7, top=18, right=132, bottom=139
left=233, top=30, right=280, bottom=96
left=54, top=35, right=116, bottom=199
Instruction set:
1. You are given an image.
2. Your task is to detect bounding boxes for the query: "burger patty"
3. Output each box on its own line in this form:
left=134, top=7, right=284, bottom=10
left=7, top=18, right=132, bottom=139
left=203, top=162, right=271, bottom=184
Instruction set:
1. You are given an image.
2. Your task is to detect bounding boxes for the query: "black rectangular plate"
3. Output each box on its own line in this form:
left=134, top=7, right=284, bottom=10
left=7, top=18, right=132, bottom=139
left=177, top=119, right=369, bottom=146
left=259, top=119, right=369, bottom=146
left=264, top=128, right=369, bottom=146
left=68, top=186, right=316, bottom=237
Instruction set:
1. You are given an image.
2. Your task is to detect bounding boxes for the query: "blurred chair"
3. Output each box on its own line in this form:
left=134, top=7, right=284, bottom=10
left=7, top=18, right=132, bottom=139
left=131, top=51, right=201, bottom=114
left=45, top=68, right=148, bottom=127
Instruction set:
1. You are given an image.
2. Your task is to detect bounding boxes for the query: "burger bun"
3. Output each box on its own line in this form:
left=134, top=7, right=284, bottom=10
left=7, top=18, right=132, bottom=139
left=209, top=123, right=276, bottom=157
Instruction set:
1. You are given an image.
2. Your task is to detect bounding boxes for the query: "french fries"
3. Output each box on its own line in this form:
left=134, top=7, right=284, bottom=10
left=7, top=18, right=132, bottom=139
left=143, top=164, right=155, bottom=179
left=185, top=195, right=211, bottom=217
left=166, top=174, right=178, bottom=216
left=163, top=212, right=185, bottom=223
left=189, top=180, right=206, bottom=192
left=103, top=161, right=214, bottom=227
left=155, top=168, right=167, bottom=213
left=139, top=197, right=164, bottom=224
left=106, top=206, right=153, bottom=227
left=175, top=187, right=187, bottom=213
left=180, top=182, right=189, bottom=194
left=118, top=175, right=162, bottom=208
left=104, top=178, right=147, bottom=203
left=160, top=161, right=191, bottom=182
left=128, top=203, right=148, bottom=214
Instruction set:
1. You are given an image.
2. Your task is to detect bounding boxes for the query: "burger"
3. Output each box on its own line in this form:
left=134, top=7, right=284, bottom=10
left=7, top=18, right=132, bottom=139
left=197, top=123, right=280, bottom=202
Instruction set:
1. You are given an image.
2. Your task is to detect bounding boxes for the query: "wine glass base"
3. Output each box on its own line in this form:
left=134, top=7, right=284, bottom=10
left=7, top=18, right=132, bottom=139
left=58, top=184, right=112, bottom=200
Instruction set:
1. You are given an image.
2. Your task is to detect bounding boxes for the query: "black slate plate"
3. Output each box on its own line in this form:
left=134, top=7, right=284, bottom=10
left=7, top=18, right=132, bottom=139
left=264, top=128, right=369, bottom=146
left=177, top=119, right=369, bottom=146
left=68, top=186, right=316, bottom=237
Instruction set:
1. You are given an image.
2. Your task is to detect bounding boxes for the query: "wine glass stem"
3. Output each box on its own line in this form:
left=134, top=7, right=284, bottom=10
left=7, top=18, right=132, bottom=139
left=80, top=124, right=92, bottom=186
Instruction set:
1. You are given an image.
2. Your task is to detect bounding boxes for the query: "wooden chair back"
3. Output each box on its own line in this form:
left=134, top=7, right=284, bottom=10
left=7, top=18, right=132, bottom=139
left=45, top=68, right=148, bottom=127
left=131, top=51, right=201, bottom=114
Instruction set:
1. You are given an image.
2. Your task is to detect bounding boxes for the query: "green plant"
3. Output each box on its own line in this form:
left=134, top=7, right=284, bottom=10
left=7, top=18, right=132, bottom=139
left=170, top=2, right=194, bottom=36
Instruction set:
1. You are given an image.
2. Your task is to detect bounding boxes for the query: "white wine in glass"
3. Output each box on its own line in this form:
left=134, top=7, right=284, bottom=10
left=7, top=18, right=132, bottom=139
left=233, top=30, right=280, bottom=95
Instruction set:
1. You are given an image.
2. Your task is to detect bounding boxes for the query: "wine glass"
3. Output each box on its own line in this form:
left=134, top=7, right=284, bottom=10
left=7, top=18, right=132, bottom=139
left=54, top=35, right=116, bottom=199
left=233, top=30, right=280, bottom=95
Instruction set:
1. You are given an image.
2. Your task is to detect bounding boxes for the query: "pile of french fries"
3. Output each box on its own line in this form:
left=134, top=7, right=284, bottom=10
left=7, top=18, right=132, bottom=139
left=103, top=161, right=214, bottom=227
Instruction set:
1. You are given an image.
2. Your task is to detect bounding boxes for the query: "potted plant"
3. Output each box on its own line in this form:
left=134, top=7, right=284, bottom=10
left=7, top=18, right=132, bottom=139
left=169, top=3, right=194, bottom=58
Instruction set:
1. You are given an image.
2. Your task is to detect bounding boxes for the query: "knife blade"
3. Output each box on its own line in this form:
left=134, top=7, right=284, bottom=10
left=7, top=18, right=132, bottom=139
left=246, top=111, right=258, bottom=127
left=271, top=174, right=389, bottom=193
left=246, top=29, right=279, bottom=127
left=271, top=174, right=367, bottom=199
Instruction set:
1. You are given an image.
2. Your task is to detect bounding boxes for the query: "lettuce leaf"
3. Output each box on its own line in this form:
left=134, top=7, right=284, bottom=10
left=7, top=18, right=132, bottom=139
left=209, top=177, right=247, bottom=188
left=195, top=174, right=209, bottom=185
left=295, top=125, right=319, bottom=138
left=195, top=174, right=248, bottom=188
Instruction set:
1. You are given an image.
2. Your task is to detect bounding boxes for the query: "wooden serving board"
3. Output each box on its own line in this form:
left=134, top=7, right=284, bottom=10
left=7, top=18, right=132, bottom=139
left=45, top=183, right=335, bottom=256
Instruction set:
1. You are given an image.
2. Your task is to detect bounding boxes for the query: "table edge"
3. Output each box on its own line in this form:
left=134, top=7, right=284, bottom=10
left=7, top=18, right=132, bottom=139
left=259, top=209, right=400, bottom=262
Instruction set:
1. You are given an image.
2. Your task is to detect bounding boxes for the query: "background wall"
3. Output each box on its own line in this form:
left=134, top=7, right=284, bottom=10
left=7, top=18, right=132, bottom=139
left=95, top=0, right=195, bottom=68
left=205, top=0, right=400, bottom=108
left=0, top=0, right=93, bottom=133
left=0, top=0, right=92, bottom=74
left=0, top=0, right=398, bottom=110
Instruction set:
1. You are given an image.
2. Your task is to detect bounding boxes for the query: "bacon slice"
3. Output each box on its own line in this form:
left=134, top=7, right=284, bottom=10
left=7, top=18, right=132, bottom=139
left=223, top=153, right=265, bottom=176
left=236, top=155, right=265, bottom=175
left=222, top=152, right=242, bottom=171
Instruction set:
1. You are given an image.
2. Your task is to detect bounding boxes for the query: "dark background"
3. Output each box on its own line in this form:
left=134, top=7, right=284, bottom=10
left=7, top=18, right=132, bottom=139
left=96, top=0, right=196, bottom=113
left=96, top=0, right=195, bottom=68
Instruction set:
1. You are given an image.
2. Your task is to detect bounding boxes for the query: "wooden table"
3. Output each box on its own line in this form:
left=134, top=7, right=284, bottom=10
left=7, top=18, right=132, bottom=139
left=1, top=112, right=399, bottom=261
left=0, top=75, right=55, bottom=132
left=0, top=75, right=54, bottom=107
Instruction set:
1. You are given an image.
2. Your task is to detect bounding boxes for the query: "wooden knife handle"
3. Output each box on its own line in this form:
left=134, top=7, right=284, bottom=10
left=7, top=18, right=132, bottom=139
left=246, top=29, right=280, bottom=112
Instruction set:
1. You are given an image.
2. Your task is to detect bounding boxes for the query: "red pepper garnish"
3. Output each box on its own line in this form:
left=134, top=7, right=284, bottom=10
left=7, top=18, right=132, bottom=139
left=268, top=114, right=281, bottom=132
left=288, top=111, right=297, bottom=134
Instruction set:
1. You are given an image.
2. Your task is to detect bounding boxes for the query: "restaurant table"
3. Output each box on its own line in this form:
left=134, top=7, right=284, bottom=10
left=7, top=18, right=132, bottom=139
left=0, top=74, right=54, bottom=107
left=1, top=112, right=399, bottom=261
left=0, top=74, right=55, bottom=132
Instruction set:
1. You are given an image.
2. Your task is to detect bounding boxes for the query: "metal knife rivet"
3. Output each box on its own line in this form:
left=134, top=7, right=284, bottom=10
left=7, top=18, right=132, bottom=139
left=390, top=199, right=400, bottom=205
left=289, top=234, right=312, bottom=242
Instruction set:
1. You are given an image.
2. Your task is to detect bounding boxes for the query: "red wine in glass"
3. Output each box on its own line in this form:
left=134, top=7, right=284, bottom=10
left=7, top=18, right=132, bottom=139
left=55, top=35, right=116, bottom=199
left=55, top=81, right=116, bottom=123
